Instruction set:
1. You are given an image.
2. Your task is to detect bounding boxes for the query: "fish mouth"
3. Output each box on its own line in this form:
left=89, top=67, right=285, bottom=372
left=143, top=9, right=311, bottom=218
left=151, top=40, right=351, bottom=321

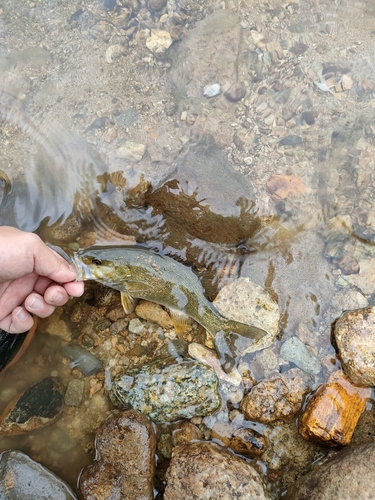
left=72, top=253, right=94, bottom=281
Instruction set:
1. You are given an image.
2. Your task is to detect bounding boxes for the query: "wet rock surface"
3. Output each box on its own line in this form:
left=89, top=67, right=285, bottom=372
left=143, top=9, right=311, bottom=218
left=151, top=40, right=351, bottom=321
left=109, top=357, right=221, bottom=423
left=0, top=450, right=77, bottom=500
left=289, top=443, right=375, bottom=500
left=241, top=368, right=310, bottom=424
left=164, top=441, right=270, bottom=500
left=0, top=377, right=64, bottom=436
left=299, top=370, right=371, bottom=447
left=334, top=307, right=375, bottom=386
left=79, top=410, right=156, bottom=500
left=213, top=276, right=280, bottom=354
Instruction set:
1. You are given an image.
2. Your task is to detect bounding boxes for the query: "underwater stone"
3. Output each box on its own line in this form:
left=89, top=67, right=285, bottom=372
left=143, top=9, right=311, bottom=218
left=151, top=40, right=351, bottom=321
left=213, top=277, right=279, bottom=355
left=0, top=450, right=77, bottom=500
left=280, top=337, right=321, bottom=376
left=79, top=410, right=155, bottom=500
left=0, top=377, right=64, bottom=436
left=203, top=83, right=221, bottom=97
left=109, top=357, right=221, bottom=423
left=146, top=134, right=260, bottom=246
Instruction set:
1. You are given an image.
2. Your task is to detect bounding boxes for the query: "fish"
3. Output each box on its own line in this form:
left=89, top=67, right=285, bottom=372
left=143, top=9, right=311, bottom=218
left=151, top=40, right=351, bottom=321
left=72, top=245, right=267, bottom=372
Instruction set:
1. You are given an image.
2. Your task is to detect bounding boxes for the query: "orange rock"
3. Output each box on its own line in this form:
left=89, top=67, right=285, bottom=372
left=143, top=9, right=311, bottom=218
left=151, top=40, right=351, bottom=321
left=266, top=174, right=306, bottom=201
left=299, top=370, right=371, bottom=446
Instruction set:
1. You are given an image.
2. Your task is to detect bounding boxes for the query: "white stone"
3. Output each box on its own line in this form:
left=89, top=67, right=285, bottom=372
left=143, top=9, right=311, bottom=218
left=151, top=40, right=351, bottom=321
left=213, top=277, right=279, bottom=354
left=146, top=30, right=173, bottom=54
left=116, top=141, right=146, bottom=162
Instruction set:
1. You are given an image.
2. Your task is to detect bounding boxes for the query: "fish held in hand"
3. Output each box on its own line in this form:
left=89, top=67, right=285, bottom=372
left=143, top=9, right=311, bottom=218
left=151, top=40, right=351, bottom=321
left=72, top=245, right=267, bottom=371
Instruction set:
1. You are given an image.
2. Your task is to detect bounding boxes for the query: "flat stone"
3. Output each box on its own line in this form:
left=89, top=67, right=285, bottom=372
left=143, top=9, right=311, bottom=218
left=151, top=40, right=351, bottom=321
left=0, top=377, right=64, bottom=436
left=79, top=410, right=156, bottom=500
left=164, top=442, right=270, bottom=500
left=0, top=450, right=77, bottom=499
left=213, top=276, right=279, bottom=354
left=64, top=379, right=85, bottom=407
left=280, top=336, right=321, bottom=376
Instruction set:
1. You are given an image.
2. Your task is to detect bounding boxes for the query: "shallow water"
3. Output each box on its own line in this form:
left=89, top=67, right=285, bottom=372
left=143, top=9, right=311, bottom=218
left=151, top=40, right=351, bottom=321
left=1, top=0, right=375, bottom=496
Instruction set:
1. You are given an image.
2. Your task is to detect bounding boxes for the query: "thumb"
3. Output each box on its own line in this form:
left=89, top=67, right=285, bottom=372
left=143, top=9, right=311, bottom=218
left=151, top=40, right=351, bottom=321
left=32, top=241, right=77, bottom=283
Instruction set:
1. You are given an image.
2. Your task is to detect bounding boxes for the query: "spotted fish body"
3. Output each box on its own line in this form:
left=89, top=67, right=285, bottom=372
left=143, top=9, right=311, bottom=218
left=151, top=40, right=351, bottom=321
left=72, top=246, right=266, bottom=369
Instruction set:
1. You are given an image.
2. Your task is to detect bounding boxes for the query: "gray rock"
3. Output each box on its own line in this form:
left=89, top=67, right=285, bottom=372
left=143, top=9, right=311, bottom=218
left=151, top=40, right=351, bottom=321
left=289, top=443, right=375, bottom=500
left=0, top=450, right=77, bottom=499
left=164, top=442, right=270, bottom=500
left=280, top=337, right=321, bottom=376
left=109, top=357, right=221, bottom=423
left=64, top=379, right=85, bottom=407
left=213, top=277, right=279, bottom=354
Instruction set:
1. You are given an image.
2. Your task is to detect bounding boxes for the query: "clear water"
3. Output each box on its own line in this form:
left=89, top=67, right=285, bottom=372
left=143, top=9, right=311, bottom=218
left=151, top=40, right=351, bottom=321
left=1, top=0, right=375, bottom=496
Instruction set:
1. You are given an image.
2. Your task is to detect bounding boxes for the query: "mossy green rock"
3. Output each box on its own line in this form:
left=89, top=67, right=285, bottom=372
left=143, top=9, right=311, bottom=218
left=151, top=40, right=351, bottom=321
left=109, top=357, right=221, bottom=423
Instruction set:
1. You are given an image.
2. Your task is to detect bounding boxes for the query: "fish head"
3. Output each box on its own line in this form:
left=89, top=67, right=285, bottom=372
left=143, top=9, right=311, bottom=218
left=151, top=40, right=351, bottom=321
left=73, top=247, right=132, bottom=286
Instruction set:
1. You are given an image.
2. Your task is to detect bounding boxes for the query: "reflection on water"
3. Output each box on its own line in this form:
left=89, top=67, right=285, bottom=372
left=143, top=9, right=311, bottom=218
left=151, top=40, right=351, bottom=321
left=1, top=0, right=375, bottom=496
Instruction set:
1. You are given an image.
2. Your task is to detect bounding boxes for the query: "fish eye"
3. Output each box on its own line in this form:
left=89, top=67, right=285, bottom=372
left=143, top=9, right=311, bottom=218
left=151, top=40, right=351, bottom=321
left=92, top=257, right=102, bottom=265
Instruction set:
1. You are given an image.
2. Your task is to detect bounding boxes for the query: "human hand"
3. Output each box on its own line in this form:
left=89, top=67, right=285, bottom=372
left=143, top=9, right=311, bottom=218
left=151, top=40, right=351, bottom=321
left=0, top=226, right=84, bottom=333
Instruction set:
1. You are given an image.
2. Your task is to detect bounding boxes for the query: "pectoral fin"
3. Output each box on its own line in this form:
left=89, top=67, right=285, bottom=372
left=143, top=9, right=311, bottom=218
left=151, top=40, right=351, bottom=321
left=168, top=308, right=191, bottom=334
left=121, top=292, right=138, bottom=314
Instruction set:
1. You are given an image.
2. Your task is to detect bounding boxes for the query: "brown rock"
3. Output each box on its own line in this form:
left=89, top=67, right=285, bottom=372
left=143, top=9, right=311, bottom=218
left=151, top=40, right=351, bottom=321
left=289, top=443, right=375, bottom=500
left=0, top=377, right=64, bottom=436
left=299, top=370, right=370, bottom=447
left=172, top=421, right=203, bottom=446
left=230, top=427, right=266, bottom=457
left=79, top=410, right=156, bottom=500
left=224, top=82, right=246, bottom=102
left=164, top=442, right=270, bottom=500
left=135, top=300, right=173, bottom=329
left=241, top=369, right=310, bottom=423
left=334, top=307, right=375, bottom=386
left=146, top=135, right=260, bottom=246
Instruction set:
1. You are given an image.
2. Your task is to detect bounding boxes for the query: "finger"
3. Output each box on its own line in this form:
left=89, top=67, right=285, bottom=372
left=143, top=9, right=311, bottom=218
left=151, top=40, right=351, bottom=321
left=0, top=307, right=35, bottom=334
left=24, top=292, right=58, bottom=318
left=64, top=281, right=84, bottom=297
left=27, top=235, right=77, bottom=283
left=43, top=285, right=72, bottom=306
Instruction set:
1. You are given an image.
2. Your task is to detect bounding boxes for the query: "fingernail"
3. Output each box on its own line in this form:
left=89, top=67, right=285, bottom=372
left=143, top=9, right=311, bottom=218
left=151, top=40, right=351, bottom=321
left=50, top=292, right=63, bottom=304
left=28, top=296, right=44, bottom=310
left=16, top=308, right=29, bottom=321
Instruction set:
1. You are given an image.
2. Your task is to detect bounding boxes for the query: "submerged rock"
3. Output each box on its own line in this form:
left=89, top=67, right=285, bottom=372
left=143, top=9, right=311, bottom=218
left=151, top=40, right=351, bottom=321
left=241, top=368, right=310, bottom=424
left=79, top=410, right=155, bottom=500
left=164, top=441, right=270, bottom=500
left=213, top=276, right=279, bottom=354
left=334, top=307, right=375, bottom=386
left=109, top=357, right=221, bottom=423
left=147, top=134, right=260, bottom=246
left=280, top=336, right=321, bottom=376
left=288, top=443, right=375, bottom=500
left=0, top=377, right=64, bottom=436
left=299, top=370, right=370, bottom=447
left=0, top=450, right=77, bottom=499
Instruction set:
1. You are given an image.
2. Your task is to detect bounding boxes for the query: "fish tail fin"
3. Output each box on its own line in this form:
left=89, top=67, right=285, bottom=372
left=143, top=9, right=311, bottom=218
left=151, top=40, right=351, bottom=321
left=225, top=319, right=267, bottom=342
left=214, top=321, right=267, bottom=374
